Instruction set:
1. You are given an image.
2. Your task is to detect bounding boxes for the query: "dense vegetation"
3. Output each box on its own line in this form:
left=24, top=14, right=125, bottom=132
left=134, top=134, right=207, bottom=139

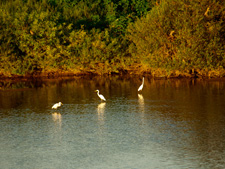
left=128, top=0, right=225, bottom=77
left=1, top=0, right=225, bottom=78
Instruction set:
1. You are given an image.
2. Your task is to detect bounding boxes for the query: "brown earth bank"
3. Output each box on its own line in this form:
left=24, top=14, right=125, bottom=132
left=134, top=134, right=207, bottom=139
left=1, top=65, right=225, bottom=81
left=1, top=68, right=225, bottom=90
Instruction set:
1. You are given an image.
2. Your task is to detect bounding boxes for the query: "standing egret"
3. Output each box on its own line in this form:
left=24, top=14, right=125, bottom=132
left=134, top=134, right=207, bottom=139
left=95, top=90, right=106, bottom=101
left=52, top=102, right=63, bottom=109
left=138, top=77, right=144, bottom=92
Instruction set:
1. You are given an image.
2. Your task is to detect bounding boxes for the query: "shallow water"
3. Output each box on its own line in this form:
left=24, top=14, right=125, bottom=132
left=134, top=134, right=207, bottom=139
left=0, top=76, right=225, bottom=169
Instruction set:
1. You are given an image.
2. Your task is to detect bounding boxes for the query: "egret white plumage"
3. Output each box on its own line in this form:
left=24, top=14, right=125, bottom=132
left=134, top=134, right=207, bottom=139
left=95, top=90, right=106, bottom=101
left=52, top=102, right=63, bottom=109
left=138, top=77, right=144, bottom=91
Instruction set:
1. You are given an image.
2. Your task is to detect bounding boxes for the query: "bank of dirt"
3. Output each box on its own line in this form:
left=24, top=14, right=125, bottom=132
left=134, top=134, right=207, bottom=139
left=1, top=66, right=225, bottom=81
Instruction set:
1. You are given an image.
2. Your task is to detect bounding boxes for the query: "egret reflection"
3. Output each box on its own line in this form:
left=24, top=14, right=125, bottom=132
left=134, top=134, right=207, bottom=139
left=138, top=94, right=145, bottom=123
left=97, top=102, right=106, bottom=123
left=52, top=112, right=62, bottom=128
left=138, top=94, right=144, bottom=106
left=98, top=102, right=106, bottom=114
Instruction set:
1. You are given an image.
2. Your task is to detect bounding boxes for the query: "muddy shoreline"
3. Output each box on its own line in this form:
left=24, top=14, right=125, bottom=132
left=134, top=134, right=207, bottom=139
left=1, top=70, right=225, bottom=91
left=1, top=68, right=225, bottom=82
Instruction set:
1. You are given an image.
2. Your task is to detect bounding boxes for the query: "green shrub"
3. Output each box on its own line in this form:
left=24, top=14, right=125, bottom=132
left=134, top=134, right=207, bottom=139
left=127, top=0, right=225, bottom=73
left=1, top=0, right=224, bottom=77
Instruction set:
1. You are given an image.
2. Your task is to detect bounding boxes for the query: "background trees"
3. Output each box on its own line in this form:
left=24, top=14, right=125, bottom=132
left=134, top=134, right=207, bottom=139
left=128, top=0, right=225, bottom=77
left=1, top=0, right=225, bottom=77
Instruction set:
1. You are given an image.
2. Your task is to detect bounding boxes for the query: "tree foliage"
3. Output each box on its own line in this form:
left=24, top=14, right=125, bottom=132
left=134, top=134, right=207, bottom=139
left=1, top=0, right=225, bottom=77
left=0, top=0, right=154, bottom=76
left=127, top=0, right=225, bottom=76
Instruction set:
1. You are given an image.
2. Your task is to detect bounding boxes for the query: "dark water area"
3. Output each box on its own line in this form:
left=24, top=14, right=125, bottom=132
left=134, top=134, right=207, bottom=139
left=0, top=76, right=225, bottom=169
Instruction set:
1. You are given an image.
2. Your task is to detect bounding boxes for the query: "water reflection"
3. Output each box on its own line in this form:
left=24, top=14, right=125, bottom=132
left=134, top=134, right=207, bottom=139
left=138, top=94, right=144, bottom=109
left=52, top=112, right=62, bottom=129
left=97, top=102, right=106, bottom=122
left=1, top=76, right=225, bottom=168
left=138, top=94, right=145, bottom=124
left=97, top=102, right=106, bottom=140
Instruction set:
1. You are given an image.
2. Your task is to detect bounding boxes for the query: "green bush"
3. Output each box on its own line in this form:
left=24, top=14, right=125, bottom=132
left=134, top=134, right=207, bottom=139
left=0, top=0, right=154, bottom=76
left=1, top=0, right=225, bottom=78
left=127, top=0, right=225, bottom=74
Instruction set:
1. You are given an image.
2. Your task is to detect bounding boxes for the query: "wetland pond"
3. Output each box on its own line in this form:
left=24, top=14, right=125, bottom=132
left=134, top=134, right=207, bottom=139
left=0, top=76, right=225, bottom=169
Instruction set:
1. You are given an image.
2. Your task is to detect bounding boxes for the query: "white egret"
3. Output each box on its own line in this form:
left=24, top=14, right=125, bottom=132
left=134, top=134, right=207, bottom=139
left=95, top=90, right=106, bottom=101
left=52, top=102, right=63, bottom=109
left=138, top=77, right=144, bottom=91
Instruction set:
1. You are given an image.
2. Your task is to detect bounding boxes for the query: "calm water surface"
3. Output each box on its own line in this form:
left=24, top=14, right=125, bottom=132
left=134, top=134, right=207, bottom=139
left=0, top=76, right=225, bottom=169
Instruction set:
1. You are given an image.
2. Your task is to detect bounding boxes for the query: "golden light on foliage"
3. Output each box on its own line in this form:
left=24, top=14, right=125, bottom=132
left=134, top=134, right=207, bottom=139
left=0, top=0, right=225, bottom=78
